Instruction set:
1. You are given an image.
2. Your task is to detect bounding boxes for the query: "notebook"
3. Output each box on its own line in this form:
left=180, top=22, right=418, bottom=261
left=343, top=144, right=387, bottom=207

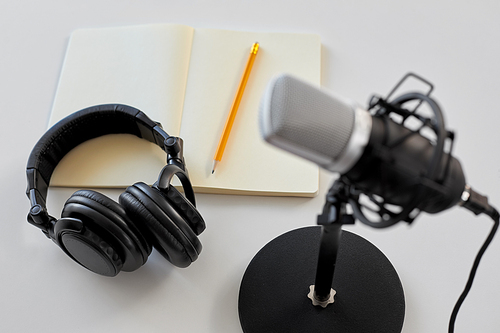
left=48, top=24, right=321, bottom=197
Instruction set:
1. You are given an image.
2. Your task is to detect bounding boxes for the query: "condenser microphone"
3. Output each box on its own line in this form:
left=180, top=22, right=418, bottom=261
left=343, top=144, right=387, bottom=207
left=259, top=74, right=466, bottom=215
left=256, top=74, right=499, bottom=333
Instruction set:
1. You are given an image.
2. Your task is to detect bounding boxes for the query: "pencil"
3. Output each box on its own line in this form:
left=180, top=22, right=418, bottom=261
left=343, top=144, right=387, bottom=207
left=212, top=42, right=259, bottom=174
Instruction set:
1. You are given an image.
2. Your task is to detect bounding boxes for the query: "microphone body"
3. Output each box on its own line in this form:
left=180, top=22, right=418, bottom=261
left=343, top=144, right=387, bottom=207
left=260, top=74, right=466, bottom=215
left=346, top=114, right=465, bottom=213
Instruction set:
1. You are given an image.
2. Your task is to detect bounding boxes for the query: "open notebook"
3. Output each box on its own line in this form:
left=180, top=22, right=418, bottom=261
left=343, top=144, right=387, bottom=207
left=49, top=24, right=321, bottom=197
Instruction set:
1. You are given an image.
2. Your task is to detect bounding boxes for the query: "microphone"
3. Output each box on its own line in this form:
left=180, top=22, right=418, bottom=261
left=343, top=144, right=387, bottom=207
left=257, top=74, right=500, bottom=332
left=259, top=74, right=466, bottom=217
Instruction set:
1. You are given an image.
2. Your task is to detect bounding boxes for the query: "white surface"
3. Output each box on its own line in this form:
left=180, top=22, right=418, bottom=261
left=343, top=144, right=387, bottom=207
left=2, top=1, right=500, bottom=332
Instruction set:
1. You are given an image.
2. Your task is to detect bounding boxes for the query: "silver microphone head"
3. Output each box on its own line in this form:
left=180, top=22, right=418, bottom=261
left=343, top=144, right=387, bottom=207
left=259, top=74, right=372, bottom=174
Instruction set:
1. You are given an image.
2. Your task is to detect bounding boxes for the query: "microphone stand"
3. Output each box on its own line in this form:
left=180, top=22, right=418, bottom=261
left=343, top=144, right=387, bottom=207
left=238, top=179, right=405, bottom=332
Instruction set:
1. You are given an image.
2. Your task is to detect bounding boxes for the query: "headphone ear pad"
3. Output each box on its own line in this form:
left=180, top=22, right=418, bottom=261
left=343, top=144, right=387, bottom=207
left=119, top=183, right=202, bottom=268
left=61, top=190, right=152, bottom=272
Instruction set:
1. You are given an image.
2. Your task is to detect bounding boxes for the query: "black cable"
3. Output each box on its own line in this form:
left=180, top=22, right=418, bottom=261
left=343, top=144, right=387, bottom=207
left=448, top=207, right=500, bottom=332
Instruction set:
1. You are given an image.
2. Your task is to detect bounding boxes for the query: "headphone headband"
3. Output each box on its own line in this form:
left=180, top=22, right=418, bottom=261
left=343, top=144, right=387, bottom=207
left=26, top=104, right=184, bottom=233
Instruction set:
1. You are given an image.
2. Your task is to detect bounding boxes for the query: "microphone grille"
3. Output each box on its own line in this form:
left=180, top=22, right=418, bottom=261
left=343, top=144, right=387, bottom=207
left=260, top=74, right=355, bottom=165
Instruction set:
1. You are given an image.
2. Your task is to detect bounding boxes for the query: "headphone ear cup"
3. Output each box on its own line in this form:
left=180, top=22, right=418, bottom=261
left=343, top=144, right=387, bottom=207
left=157, top=185, right=206, bottom=235
left=61, top=190, right=152, bottom=273
left=119, top=182, right=202, bottom=268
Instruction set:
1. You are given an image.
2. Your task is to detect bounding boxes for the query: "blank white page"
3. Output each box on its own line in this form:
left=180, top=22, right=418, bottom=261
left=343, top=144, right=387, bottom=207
left=180, top=28, right=321, bottom=196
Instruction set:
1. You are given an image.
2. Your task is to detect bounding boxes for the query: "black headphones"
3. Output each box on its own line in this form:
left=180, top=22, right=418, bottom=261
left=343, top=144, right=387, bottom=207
left=26, top=104, right=206, bottom=276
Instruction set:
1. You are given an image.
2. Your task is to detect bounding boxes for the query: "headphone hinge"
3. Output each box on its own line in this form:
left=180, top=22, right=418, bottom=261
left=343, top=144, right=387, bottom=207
left=165, top=136, right=186, bottom=170
left=137, top=120, right=187, bottom=170
left=27, top=189, right=56, bottom=238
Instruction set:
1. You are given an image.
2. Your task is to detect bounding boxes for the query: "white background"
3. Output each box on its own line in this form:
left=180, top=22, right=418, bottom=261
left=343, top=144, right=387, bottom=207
left=2, top=1, right=500, bottom=332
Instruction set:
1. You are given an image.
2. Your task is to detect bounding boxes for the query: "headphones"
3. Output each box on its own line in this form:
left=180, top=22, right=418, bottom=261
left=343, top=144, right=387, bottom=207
left=26, top=104, right=206, bottom=276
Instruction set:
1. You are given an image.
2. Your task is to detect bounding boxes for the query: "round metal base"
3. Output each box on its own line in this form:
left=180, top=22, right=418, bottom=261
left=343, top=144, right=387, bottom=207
left=238, top=226, right=405, bottom=333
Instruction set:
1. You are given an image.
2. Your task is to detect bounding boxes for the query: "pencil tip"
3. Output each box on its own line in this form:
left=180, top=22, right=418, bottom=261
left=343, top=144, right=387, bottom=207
left=212, top=160, right=219, bottom=175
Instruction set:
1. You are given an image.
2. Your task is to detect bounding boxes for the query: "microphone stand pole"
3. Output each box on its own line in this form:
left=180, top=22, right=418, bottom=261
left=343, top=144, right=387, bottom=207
left=311, top=180, right=354, bottom=306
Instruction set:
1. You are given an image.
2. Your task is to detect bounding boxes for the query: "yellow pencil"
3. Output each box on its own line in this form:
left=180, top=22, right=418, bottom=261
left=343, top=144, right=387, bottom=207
left=212, top=42, right=259, bottom=174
